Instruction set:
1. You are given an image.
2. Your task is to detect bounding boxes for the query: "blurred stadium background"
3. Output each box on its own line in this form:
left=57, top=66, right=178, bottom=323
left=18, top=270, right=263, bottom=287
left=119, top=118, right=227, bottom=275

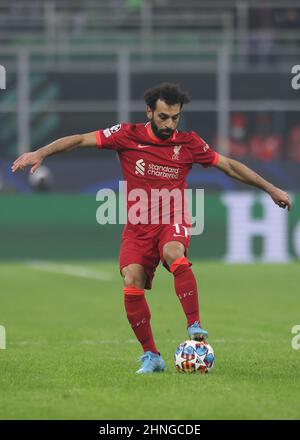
left=1, top=0, right=300, bottom=262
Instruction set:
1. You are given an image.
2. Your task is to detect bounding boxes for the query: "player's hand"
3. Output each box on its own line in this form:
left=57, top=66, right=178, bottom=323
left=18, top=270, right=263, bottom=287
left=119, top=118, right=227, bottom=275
left=11, top=151, right=43, bottom=175
left=269, top=187, right=291, bottom=211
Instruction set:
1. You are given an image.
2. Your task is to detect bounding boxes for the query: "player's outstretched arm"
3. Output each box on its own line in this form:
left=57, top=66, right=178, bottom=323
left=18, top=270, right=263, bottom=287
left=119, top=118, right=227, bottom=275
left=215, top=154, right=292, bottom=211
left=11, top=131, right=98, bottom=174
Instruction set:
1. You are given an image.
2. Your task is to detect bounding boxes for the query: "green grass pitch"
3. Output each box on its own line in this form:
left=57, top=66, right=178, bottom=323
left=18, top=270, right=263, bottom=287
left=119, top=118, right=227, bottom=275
left=0, top=260, right=299, bottom=420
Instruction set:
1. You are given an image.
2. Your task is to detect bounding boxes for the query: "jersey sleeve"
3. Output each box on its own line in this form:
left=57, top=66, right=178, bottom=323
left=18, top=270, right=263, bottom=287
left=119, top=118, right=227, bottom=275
left=190, top=132, right=219, bottom=168
left=95, top=123, right=128, bottom=151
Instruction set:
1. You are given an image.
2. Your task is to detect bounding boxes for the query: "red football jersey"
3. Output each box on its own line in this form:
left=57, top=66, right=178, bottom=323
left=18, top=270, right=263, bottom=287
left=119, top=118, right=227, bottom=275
left=96, top=122, right=219, bottom=230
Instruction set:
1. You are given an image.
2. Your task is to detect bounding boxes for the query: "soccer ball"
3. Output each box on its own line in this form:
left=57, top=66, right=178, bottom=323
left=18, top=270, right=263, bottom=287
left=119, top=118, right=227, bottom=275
left=174, top=339, right=215, bottom=374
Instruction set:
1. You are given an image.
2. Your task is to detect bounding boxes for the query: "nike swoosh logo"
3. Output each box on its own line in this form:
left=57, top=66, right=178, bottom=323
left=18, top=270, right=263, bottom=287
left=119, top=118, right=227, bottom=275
left=138, top=144, right=152, bottom=148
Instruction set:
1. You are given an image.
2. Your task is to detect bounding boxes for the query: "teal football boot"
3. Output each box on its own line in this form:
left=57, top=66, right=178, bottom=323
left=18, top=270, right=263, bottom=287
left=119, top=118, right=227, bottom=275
left=187, top=321, right=208, bottom=341
left=136, top=351, right=165, bottom=374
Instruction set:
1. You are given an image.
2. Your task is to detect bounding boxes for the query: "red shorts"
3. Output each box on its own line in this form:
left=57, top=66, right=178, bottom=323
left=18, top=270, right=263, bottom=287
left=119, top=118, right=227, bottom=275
left=119, top=223, right=191, bottom=290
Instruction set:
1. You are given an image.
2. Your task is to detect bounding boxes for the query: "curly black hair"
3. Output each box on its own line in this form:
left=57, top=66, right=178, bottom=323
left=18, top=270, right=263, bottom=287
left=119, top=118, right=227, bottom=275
left=144, top=83, right=190, bottom=110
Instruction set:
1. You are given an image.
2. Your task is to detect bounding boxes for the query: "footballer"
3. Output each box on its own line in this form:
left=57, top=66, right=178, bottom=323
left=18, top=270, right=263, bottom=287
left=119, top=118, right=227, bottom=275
left=12, top=83, right=291, bottom=374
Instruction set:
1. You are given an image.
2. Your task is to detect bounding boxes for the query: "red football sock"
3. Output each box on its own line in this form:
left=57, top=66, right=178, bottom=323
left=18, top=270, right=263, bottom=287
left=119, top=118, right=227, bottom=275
left=170, top=257, right=200, bottom=327
left=123, top=286, right=159, bottom=354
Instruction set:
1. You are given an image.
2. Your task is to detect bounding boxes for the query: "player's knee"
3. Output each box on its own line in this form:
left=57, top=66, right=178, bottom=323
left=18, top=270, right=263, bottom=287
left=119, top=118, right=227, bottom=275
left=123, top=270, right=145, bottom=289
left=163, top=243, right=185, bottom=266
left=164, top=251, right=183, bottom=265
left=124, top=274, right=144, bottom=288
left=121, top=264, right=146, bottom=288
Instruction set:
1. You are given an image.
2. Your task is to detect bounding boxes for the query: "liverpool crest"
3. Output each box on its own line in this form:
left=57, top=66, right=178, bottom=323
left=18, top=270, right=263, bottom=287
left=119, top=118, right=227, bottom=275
left=172, top=145, right=182, bottom=160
